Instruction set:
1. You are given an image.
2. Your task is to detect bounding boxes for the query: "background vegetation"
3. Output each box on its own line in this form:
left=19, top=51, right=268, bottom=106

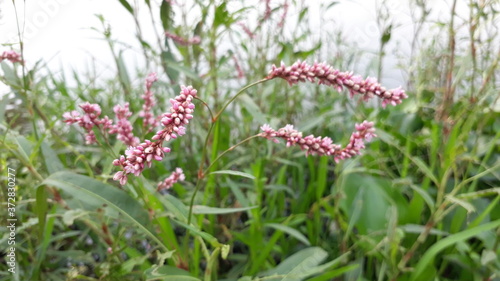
left=1, top=0, right=500, bottom=280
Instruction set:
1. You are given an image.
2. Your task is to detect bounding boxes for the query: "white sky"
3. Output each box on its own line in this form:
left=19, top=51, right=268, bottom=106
left=0, top=0, right=469, bottom=91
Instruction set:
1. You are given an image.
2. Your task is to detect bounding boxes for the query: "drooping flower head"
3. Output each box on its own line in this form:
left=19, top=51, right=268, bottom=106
left=113, top=86, right=197, bottom=185
left=267, top=60, right=408, bottom=107
left=260, top=121, right=376, bottom=162
left=109, top=103, right=140, bottom=147
left=0, top=50, right=23, bottom=64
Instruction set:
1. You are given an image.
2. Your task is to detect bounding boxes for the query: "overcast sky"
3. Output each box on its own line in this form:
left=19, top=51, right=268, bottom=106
left=0, top=0, right=466, bottom=92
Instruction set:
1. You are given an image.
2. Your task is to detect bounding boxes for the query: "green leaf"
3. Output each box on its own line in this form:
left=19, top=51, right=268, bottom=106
left=38, top=171, right=169, bottom=251
left=285, top=252, right=352, bottom=280
left=157, top=193, right=189, bottom=222
left=210, top=170, right=255, bottom=179
left=35, top=185, right=48, bottom=240
left=172, top=220, right=222, bottom=248
left=410, top=219, right=500, bottom=281
left=377, top=130, right=439, bottom=187
left=399, top=224, right=449, bottom=236
left=259, top=247, right=328, bottom=278
left=237, top=93, right=267, bottom=124
left=1, top=62, right=21, bottom=88
left=192, top=205, right=257, bottom=214
left=410, top=156, right=439, bottom=187
left=227, top=179, right=250, bottom=208
left=160, top=0, right=172, bottom=31
left=117, top=51, right=131, bottom=90
left=381, top=24, right=392, bottom=44
left=445, top=195, right=476, bottom=213
left=339, top=173, right=409, bottom=235
left=214, top=2, right=230, bottom=27
left=62, top=209, right=89, bottom=226
left=408, top=183, right=435, bottom=211
left=144, top=265, right=201, bottom=281
left=163, top=58, right=201, bottom=82
left=118, top=0, right=134, bottom=14
left=13, top=135, right=32, bottom=163
left=162, top=51, right=179, bottom=82
left=119, top=255, right=149, bottom=275
left=0, top=96, right=9, bottom=124
left=40, top=141, right=64, bottom=174
left=221, top=244, right=230, bottom=260
left=265, top=223, right=311, bottom=246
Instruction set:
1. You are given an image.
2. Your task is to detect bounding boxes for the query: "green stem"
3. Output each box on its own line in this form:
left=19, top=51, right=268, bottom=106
left=203, top=135, right=261, bottom=176
left=184, top=78, right=269, bottom=272
left=214, top=79, right=268, bottom=120
left=188, top=133, right=262, bottom=225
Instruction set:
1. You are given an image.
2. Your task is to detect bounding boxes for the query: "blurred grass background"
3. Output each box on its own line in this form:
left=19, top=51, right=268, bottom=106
left=1, top=0, right=500, bottom=280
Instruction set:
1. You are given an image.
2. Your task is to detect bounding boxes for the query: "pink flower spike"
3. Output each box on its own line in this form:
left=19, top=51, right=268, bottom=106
left=0, top=50, right=23, bottom=64
left=112, top=86, right=197, bottom=185
left=63, top=102, right=113, bottom=145
left=109, top=103, right=140, bottom=147
left=140, top=73, right=159, bottom=132
left=165, top=31, right=201, bottom=46
left=259, top=121, right=376, bottom=161
left=157, top=168, right=185, bottom=191
left=267, top=60, right=407, bottom=107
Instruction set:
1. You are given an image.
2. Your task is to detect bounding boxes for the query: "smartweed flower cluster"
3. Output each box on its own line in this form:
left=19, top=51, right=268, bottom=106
left=157, top=168, right=185, bottom=191
left=63, top=102, right=113, bottom=145
left=0, top=50, right=23, bottom=64
left=260, top=121, right=376, bottom=163
left=112, top=86, right=197, bottom=185
left=267, top=60, right=407, bottom=107
left=63, top=60, right=406, bottom=187
left=259, top=60, right=407, bottom=161
left=165, top=31, right=201, bottom=46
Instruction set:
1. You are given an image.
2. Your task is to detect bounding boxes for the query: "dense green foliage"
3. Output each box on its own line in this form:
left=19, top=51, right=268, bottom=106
left=1, top=1, right=499, bottom=280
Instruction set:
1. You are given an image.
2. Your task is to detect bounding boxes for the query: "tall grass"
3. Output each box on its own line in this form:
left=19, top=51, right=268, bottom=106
left=1, top=1, right=499, bottom=280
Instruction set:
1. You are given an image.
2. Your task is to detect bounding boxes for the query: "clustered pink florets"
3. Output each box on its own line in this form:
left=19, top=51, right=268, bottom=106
left=63, top=103, right=113, bottom=144
left=260, top=121, right=376, bottom=163
left=139, top=73, right=159, bottom=132
left=0, top=50, right=23, bottom=64
left=109, top=103, right=140, bottom=147
left=165, top=31, right=201, bottom=46
left=113, top=86, right=197, bottom=185
left=267, top=60, right=408, bottom=107
left=157, top=168, right=185, bottom=191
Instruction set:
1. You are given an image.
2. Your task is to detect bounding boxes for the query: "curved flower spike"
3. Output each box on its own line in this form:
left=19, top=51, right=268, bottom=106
left=260, top=121, right=376, bottom=162
left=0, top=50, right=23, bottom=64
left=267, top=60, right=408, bottom=107
left=113, top=86, right=197, bottom=185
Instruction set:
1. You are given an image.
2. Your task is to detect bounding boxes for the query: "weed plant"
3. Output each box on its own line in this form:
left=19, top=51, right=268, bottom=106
left=0, top=1, right=499, bottom=281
